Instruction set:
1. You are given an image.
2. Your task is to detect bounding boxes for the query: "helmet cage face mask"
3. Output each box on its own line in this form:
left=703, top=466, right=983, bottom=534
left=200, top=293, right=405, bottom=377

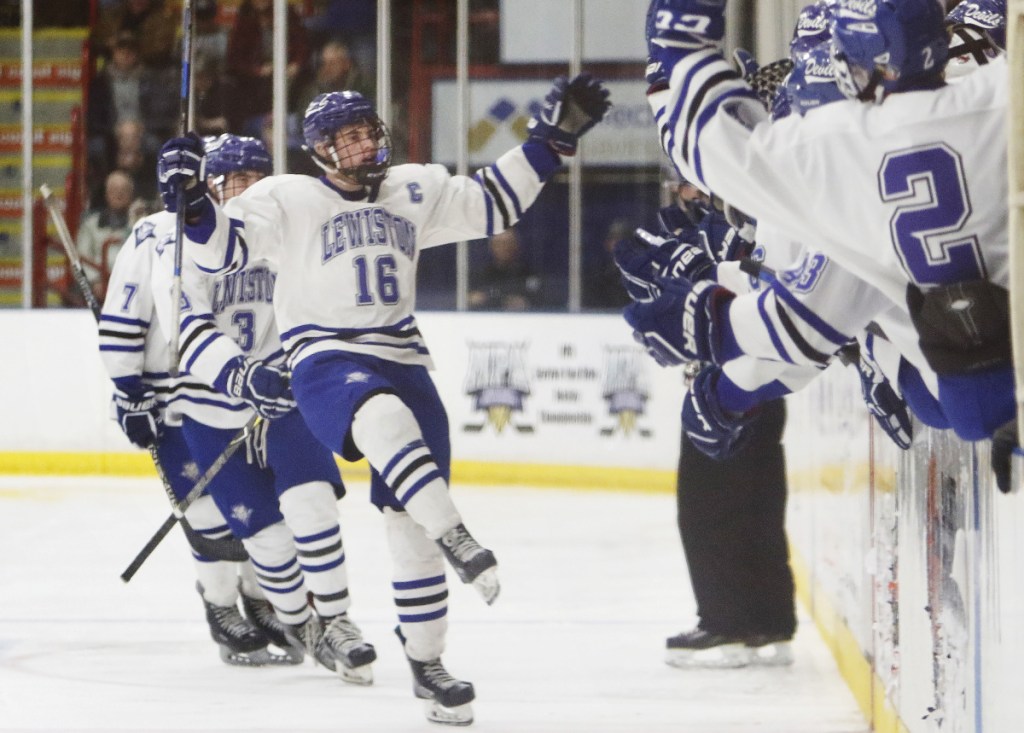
left=204, top=134, right=273, bottom=203
left=302, top=92, right=393, bottom=186
left=830, top=0, right=948, bottom=102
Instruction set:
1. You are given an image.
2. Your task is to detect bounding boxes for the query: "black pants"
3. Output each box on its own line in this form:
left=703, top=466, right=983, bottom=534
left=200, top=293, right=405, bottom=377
left=675, top=397, right=796, bottom=638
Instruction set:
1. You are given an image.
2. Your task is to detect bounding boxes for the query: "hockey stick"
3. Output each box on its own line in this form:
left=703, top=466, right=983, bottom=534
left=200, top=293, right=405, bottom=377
left=120, top=415, right=258, bottom=583
left=169, top=0, right=195, bottom=377
left=40, top=184, right=248, bottom=567
left=737, top=257, right=776, bottom=282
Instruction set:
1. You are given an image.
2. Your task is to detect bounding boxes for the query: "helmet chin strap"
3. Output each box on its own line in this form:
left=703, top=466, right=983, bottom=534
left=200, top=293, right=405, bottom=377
left=302, top=143, right=365, bottom=187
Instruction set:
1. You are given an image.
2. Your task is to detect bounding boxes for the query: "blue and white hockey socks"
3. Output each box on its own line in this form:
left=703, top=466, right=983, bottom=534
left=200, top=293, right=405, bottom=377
left=186, top=495, right=240, bottom=607
left=278, top=481, right=352, bottom=619
left=385, top=508, right=449, bottom=661
left=351, top=393, right=461, bottom=539
left=242, top=521, right=312, bottom=626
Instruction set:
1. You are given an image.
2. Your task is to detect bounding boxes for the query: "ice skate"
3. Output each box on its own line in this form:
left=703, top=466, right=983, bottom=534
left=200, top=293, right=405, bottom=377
left=396, top=627, right=474, bottom=726
left=240, top=591, right=304, bottom=665
left=745, top=633, right=794, bottom=666
left=317, top=614, right=377, bottom=685
left=436, top=524, right=499, bottom=605
left=197, top=583, right=274, bottom=666
left=665, top=627, right=752, bottom=669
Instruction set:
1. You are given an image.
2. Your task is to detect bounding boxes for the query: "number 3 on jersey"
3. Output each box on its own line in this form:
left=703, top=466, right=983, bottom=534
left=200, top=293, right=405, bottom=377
left=879, top=143, right=986, bottom=285
left=353, top=254, right=400, bottom=306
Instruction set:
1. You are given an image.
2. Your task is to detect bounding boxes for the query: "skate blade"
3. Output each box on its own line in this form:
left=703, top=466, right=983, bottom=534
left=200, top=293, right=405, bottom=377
left=338, top=663, right=374, bottom=686
left=218, top=644, right=274, bottom=667
left=665, top=644, right=751, bottom=669
left=471, top=567, right=500, bottom=605
left=424, top=700, right=473, bottom=726
left=267, top=646, right=305, bottom=666
left=747, top=641, right=793, bottom=667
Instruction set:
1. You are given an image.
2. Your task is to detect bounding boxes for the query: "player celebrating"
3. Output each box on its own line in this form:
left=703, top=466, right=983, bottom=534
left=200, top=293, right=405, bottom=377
left=630, top=0, right=1012, bottom=448
left=157, top=75, right=611, bottom=725
left=153, top=133, right=380, bottom=684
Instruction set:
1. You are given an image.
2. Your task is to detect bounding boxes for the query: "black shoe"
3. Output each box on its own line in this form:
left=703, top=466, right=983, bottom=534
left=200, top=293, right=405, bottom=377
left=436, top=523, right=499, bottom=605
left=196, top=582, right=272, bottom=666
left=745, top=632, right=794, bottom=666
left=239, top=591, right=304, bottom=664
left=665, top=627, right=751, bottom=668
left=395, top=626, right=474, bottom=725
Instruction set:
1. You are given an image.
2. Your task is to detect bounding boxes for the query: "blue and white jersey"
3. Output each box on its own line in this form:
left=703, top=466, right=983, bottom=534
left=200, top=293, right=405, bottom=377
left=98, top=212, right=196, bottom=421
left=151, top=237, right=284, bottom=430
left=649, top=53, right=1009, bottom=311
left=184, top=143, right=558, bottom=372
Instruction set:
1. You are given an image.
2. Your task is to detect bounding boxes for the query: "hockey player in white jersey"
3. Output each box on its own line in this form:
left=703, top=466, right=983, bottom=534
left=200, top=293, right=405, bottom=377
left=99, top=196, right=283, bottom=668
left=157, top=74, right=610, bottom=725
left=152, top=133, right=380, bottom=685
left=630, top=0, right=1012, bottom=446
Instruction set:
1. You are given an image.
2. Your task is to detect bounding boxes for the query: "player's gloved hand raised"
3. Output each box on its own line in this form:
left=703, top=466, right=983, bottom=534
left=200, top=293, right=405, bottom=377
left=215, top=356, right=296, bottom=419
left=698, top=206, right=754, bottom=263
left=623, top=276, right=731, bottom=366
left=991, top=419, right=1020, bottom=494
left=682, top=364, right=756, bottom=460
left=614, top=227, right=715, bottom=303
left=855, top=339, right=913, bottom=450
left=645, top=0, right=726, bottom=88
left=527, top=73, right=611, bottom=157
left=113, top=388, right=162, bottom=448
left=157, top=132, right=211, bottom=217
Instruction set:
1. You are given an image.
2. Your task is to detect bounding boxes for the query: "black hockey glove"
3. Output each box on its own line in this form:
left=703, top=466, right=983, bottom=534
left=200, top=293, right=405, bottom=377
left=527, top=73, right=611, bottom=157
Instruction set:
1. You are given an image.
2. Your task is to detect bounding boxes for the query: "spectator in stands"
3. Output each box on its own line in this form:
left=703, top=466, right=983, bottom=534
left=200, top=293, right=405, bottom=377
left=194, top=53, right=232, bottom=138
left=583, top=218, right=633, bottom=310
left=468, top=228, right=542, bottom=312
left=304, top=0, right=376, bottom=75
left=225, top=0, right=309, bottom=137
left=110, top=120, right=158, bottom=210
left=92, top=0, right=176, bottom=68
left=87, top=31, right=175, bottom=194
left=193, top=0, right=228, bottom=74
left=293, top=38, right=374, bottom=118
left=76, top=170, right=136, bottom=296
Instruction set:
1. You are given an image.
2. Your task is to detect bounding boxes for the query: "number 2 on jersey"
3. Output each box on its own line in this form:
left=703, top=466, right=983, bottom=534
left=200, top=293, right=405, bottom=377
left=353, top=254, right=400, bottom=306
left=879, top=143, right=985, bottom=285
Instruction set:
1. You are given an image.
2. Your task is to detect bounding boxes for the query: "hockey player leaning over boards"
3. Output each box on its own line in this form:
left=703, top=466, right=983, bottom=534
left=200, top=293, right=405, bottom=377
left=633, top=0, right=1014, bottom=452
left=156, top=75, right=611, bottom=726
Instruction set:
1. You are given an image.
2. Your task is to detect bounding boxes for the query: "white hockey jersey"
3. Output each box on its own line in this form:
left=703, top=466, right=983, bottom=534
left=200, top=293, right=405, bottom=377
left=185, top=144, right=553, bottom=371
left=650, top=52, right=1009, bottom=312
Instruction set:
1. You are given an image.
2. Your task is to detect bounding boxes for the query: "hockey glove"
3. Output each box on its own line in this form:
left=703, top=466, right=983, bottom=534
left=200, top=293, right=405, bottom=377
left=645, top=0, right=726, bottom=89
left=855, top=338, right=913, bottom=450
left=698, top=207, right=754, bottom=264
left=214, top=356, right=296, bottom=420
left=157, top=132, right=211, bottom=217
left=991, top=419, right=1020, bottom=494
left=682, top=364, right=756, bottom=460
left=614, top=227, right=715, bottom=303
left=623, top=277, right=731, bottom=366
left=113, top=388, right=162, bottom=448
left=527, top=73, right=611, bottom=157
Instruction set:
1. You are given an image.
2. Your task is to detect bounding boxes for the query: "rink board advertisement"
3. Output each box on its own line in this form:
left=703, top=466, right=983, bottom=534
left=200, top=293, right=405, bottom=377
left=430, top=79, right=664, bottom=168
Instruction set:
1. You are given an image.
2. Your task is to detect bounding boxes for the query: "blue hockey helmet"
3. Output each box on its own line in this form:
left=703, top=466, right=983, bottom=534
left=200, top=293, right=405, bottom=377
left=829, top=0, right=948, bottom=102
left=946, top=0, right=1006, bottom=50
left=780, top=41, right=847, bottom=117
left=204, top=134, right=272, bottom=178
left=301, top=90, right=392, bottom=186
left=790, top=1, right=832, bottom=60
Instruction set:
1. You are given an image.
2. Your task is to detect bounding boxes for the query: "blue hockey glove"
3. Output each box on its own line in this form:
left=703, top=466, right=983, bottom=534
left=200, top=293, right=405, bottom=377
left=856, top=339, right=913, bottom=450
left=527, top=73, right=611, bottom=157
left=698, top=207, right=754, bottom=263
left=623, top=277, right=729, bottom=366
left=214, top=356, right=296, bottom=420
left=682, top=364, right=756, bottom=460
left=157, top=132, right=210, bottom=217
left=113, top=388, right=162, bottom=448
left=645, top=0, right=726, bottom=88
left=614, top=227, right=715, bottom=303
left=732, top=48, right=759, bottom=78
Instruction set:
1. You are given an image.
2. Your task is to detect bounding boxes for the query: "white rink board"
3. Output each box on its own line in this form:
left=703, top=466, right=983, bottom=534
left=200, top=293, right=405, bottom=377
left=0, top=310, right=685, bottom=471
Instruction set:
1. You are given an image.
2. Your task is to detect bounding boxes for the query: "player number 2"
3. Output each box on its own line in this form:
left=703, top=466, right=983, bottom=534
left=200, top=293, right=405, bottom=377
left=879, top=143, right=985, bottom=285
left=353, top=254, right=400, bottom=306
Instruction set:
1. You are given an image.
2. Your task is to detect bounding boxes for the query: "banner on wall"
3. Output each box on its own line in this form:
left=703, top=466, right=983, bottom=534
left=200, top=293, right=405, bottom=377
left=418, top=313, right=686, bottom=471
left=430, top=80, right=663, bottom=168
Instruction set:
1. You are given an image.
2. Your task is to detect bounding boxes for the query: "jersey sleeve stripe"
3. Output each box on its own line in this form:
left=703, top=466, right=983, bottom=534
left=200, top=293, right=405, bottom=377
left=99, top=343, right=145, bottom=353
left=755, top=288, right=794, bottom=364
left=770, top=280, right=851, bottom=346
left=693, top=88, right=760, bottom=183
left=472, top=175, right=495, bottom=236
left=773, top=300, right=833, bottom=367
left=478, top=170, right=511, bottom=231
left=100, top=314, right=149, bottom=327
left=490, top=164, right=523, bottom=219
